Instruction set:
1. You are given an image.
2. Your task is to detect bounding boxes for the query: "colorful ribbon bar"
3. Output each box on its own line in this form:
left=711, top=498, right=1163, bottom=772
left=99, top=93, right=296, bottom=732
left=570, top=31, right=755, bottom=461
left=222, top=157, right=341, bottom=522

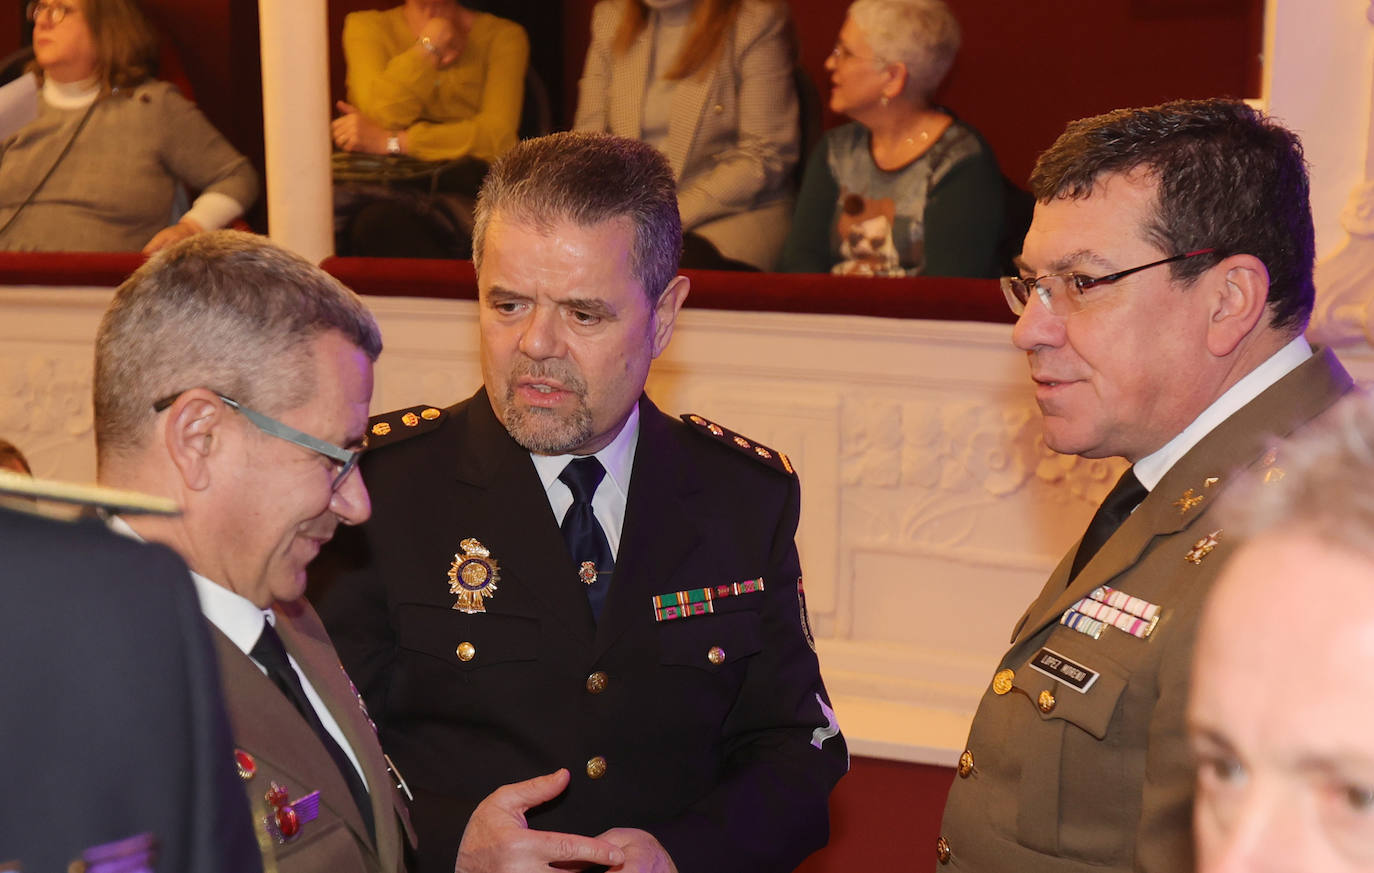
left=1070, top=595, right=1159, bottom=639
left=1060, top=609, right=1105, bottom=640
left=653, top=578, right=765, bottom=622
left=1087, top=585, right=1160, bottom=622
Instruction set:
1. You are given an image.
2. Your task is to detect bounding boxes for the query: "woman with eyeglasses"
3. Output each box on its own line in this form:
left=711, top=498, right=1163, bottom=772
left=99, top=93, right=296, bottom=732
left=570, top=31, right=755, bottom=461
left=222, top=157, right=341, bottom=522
left=778, top=0, right=1003, bottom=277
left=0, top=0, right=256, bottom=253
left=574, top=0, right=799, bottom=271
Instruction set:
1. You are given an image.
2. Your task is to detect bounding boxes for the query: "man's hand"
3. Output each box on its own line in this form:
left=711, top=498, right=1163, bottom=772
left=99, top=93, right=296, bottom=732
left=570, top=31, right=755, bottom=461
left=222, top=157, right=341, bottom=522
left=331, top=101, right=393, bottom=155
left=598, top=829, right=678, bottom=873
left=455, top=769, right=625, bottom=873
left=143, top=217, right=203, bottom=254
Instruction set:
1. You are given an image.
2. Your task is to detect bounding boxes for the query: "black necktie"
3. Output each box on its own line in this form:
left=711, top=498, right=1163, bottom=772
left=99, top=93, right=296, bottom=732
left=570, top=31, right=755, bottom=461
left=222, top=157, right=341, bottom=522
left=250, top=620, right=376, bottom=840
left=559, top=456, right=615, bottom=620
left=1068, top=466, right=1148, bottom=583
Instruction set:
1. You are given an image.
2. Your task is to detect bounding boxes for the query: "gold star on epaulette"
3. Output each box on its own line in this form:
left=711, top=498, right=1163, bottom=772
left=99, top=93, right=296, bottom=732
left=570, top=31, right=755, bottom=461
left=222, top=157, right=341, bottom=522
left=680, top=413, right=796, bottom=477
left=366, top=404, right=446, bottom=451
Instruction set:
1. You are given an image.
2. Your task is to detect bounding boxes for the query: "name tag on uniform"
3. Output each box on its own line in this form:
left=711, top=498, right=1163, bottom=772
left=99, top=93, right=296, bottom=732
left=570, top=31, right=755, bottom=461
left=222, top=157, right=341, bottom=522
left=1027, top=647, right=1099, bottom=693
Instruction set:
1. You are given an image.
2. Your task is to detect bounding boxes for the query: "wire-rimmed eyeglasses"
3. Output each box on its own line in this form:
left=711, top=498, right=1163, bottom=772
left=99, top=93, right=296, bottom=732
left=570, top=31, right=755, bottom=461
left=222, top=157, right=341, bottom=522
left=26, top=1, right=79, bottom=25
left=1000, top=248, right=1217, bottom=317
left=152, top=391, right=362, bottom=490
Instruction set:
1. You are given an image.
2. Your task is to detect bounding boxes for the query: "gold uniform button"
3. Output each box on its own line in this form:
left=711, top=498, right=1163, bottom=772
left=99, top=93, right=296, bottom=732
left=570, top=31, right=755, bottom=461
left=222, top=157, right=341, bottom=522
left=586, top=756, right=607, bottom=779
left=992, top=669, right=1014, bottom=695
left=456, top=641, right=476, bottom=662
left=707, top=646, right=726, bottom=665
left=936, top=835, right=951, bottom=864
left=586, top=671, right=608, bottom=694
left=957, top=750, right=974, bottom=778
left=1038, top=689, right=1057, bottom=713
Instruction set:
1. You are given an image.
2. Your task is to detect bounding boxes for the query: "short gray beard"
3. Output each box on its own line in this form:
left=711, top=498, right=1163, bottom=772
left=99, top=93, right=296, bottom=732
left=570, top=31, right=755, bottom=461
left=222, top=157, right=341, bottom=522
left=500, top=362, right=594, bottom=455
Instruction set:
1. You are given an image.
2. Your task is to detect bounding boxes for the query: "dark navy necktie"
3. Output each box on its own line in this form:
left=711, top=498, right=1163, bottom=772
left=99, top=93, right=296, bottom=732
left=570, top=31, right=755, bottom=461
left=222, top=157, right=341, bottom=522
left=1069, top=466, right=1148, bottom=583
left=250, top=620, right=376, bottom=841
left=559, top=456, right=615, bottom=620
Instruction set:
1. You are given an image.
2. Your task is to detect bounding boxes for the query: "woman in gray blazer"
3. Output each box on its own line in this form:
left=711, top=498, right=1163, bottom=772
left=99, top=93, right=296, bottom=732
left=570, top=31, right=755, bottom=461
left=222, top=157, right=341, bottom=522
left=574, top=0, right=799, bottom=271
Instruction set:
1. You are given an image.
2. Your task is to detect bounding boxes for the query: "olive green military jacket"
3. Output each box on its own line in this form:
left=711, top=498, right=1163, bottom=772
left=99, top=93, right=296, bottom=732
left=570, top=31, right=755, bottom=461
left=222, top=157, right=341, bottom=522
left=937, top=347, right=1351, bottom=871
left=211, top=598, right=415, bottom=873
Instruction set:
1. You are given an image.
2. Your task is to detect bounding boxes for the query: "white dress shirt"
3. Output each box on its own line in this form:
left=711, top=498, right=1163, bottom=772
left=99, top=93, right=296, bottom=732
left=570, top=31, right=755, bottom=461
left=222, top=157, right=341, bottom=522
left=529, top=403, right=640, bottom=556
left=107, top=515, right=369, bottom=788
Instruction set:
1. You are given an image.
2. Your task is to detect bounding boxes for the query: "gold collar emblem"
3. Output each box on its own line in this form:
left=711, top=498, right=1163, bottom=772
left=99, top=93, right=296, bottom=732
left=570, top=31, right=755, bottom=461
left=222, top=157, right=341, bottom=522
left=1174, top=488, right=1204, bottom=514
left=449, top=537, right=500, bottom=613
left=1184, top=530, right=1223, bottom=565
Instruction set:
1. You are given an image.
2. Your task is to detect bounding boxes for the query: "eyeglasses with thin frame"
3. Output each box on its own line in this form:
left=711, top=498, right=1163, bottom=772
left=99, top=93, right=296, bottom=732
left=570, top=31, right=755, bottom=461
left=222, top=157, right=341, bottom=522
left=152, top=391, right=362, bottom=491
left=26, top=1, right=79, bottom=25
left=1000, top=248, right=1217, bottom=317
left=829, top=40, right=884, bottom=64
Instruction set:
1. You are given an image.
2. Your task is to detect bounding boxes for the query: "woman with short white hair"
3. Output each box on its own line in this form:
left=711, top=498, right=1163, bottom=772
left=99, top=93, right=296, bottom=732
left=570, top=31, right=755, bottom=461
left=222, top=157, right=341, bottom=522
left=779, top=0, right=1003, bottom=277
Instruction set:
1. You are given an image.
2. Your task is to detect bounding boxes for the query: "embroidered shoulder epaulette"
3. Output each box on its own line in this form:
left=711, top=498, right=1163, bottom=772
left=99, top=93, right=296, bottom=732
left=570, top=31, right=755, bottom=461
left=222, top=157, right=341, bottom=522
left=366, top=404, right=446, bottom=450
left=680, top=413, right=795, bottom=477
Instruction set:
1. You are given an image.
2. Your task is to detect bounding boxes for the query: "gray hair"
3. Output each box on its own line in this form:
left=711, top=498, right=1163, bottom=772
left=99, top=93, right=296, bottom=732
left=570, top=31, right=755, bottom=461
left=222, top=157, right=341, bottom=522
left=1221, top=393, right=1374, bottom=561
left=847, top=0, right=960, bottom=101
left=472, top=131, right=682, bottom=301
left=94, top=230, right=382, bottom=464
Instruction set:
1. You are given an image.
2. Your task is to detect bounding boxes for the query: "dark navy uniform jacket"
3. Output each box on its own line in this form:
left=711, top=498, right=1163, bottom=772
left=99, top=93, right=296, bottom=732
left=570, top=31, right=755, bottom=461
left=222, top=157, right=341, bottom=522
left=309, top=389, right=848, bottom=873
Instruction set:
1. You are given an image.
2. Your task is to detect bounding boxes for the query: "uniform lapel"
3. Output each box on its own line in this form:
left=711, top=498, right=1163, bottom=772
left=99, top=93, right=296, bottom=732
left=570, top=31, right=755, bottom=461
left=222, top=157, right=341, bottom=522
left=1013, top=347, right=1352, bottom=646
left=209, top=627, right=373, bottom=850
left=275, top=600, right=407, bottom=871
left=455, top=389, right=596, bottom=643
left=595, top=398, right=704, bottom=655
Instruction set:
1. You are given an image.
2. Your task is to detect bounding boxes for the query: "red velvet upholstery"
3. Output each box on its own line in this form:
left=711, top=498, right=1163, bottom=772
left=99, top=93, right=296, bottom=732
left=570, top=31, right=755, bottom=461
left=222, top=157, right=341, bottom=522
left=0, top=252, right=145, bottom=287
left=321, top=256, right=1015, bottom=323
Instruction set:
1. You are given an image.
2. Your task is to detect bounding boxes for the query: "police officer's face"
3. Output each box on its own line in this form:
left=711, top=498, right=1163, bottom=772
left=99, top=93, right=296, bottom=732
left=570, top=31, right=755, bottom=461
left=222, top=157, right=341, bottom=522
left=477, top=214, right=688, bottom=455
left=1189, top=531, right=1374, bottom=873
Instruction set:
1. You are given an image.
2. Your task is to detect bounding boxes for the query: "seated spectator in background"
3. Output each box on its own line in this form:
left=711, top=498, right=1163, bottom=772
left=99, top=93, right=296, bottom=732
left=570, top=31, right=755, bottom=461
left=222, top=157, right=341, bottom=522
left=778, top=0, right=1002, bottom=277
left=574, top=0, right=799, bottom=271
left=1189, top=395, right=1374, bottom=873
left=0, top=0, right=257, bottom=253
left=0, top=437, right=31, bottom=474
left=332, top=0, right=529, bottom=259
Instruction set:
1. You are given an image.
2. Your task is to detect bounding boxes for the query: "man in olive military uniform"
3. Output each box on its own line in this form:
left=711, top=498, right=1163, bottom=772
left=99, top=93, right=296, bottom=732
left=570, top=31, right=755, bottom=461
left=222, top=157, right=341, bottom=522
left=936, top=99, right=1353, bottom=871
left=310, top=132, right=849, bottom=873
left=92, top=232, right=415, bottom=872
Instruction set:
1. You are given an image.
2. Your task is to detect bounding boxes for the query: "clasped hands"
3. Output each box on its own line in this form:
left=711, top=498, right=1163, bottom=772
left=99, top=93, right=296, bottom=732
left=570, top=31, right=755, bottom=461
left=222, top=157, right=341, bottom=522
left=332, top=10, right=465, bottom=155
left=454, top=769, right=678, bottom=873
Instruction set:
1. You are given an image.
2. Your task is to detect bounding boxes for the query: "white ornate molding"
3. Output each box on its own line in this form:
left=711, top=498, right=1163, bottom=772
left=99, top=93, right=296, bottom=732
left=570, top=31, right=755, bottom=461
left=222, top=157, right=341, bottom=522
left=9, top=285, right=1374, bottom=763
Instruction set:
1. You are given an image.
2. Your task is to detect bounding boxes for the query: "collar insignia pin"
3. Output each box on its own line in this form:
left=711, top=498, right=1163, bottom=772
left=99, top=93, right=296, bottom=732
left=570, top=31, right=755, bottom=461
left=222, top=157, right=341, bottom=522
left=1174, top=488, right=1204, bottom=514
left=449, top=537, right=500, bottom=613
left=1185, top=530, right=1223, bottom=565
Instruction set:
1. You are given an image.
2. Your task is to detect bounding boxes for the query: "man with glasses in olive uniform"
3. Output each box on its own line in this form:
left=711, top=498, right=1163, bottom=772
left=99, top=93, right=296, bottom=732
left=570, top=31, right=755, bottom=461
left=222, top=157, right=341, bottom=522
left=90, top=231, right=410, bottom=871
left=935, top=99, right=1353, bottom=871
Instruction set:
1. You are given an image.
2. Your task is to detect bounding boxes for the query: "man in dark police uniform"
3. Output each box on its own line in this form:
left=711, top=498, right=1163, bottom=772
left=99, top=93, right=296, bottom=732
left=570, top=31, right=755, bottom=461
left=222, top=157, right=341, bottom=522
left=936, top=99, right=1353, bottom=870
left=311, top=131, right=848, bottom=873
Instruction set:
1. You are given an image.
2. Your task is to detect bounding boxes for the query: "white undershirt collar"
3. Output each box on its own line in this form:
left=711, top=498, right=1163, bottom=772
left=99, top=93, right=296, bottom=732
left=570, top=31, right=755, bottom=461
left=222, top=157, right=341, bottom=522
left=42, top=76, right=99, bottom=110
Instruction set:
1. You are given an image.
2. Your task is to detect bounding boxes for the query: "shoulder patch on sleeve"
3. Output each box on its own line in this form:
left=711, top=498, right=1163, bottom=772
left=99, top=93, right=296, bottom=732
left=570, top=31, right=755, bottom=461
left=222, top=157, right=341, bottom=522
left=680, top=413, right=796, bottom=477
left=366, top=404, right=446, bottom=451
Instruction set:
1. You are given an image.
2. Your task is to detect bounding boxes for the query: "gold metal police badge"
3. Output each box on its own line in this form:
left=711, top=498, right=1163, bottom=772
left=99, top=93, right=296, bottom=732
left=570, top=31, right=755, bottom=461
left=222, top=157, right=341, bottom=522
left=449, top=537, right=500, bottom=613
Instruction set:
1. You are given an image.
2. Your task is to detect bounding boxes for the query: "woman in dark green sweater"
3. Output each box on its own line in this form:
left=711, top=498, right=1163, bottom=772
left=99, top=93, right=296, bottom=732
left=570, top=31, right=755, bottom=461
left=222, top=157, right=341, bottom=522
left=779, top=0, right=1004, bottom=277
